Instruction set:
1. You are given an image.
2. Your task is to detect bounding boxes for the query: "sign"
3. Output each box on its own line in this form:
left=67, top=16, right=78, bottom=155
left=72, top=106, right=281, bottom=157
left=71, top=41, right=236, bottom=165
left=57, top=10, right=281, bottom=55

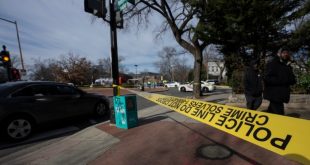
left=117, top=0, right=128, bottom=11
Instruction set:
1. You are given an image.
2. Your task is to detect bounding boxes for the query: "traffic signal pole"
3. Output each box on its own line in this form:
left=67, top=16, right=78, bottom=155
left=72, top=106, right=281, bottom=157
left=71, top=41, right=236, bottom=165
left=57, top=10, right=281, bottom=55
left=110, top=0, right=120, bottom=97
left=84, top=0, right=121, bottom=124
left=109, top=0, right=120, bottom=124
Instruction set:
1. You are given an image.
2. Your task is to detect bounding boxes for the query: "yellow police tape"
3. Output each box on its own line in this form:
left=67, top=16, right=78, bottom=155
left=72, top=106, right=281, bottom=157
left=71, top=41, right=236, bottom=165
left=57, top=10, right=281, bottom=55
left=130, top=91, right=310, bottom=164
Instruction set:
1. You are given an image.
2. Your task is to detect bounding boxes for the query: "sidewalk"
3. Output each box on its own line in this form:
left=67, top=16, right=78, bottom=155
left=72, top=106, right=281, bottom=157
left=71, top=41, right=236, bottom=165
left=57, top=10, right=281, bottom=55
left=1, top=100, right=305, bottom=165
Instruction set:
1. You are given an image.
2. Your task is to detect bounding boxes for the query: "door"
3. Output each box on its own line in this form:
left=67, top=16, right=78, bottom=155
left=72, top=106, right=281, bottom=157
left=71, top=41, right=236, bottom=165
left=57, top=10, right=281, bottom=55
left=10, top=84, right=65, bottom=123
left=55, top=85, right=92, bottom=116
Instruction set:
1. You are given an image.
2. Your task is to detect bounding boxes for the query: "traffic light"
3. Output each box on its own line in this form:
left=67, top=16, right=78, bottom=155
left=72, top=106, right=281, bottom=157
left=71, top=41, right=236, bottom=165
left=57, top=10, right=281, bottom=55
left=0, top=45, right=11, bottom=68
left=84, top=0, right=107, bottom=19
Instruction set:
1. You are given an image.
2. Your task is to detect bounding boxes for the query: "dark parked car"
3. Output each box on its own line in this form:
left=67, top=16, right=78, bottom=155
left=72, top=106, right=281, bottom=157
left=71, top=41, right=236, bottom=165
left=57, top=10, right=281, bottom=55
left=0, top=81, right=110, bottom=141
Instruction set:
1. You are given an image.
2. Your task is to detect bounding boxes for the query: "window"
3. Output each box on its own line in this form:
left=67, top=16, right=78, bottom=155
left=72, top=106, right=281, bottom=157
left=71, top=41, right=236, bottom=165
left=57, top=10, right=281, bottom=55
left=57, top=85, right=79, bottom=95
left=11, top=86, right=33, bottom=97
left=32, top=85, right=58, bottom=96
left=11, top=84, right=59, bottom=97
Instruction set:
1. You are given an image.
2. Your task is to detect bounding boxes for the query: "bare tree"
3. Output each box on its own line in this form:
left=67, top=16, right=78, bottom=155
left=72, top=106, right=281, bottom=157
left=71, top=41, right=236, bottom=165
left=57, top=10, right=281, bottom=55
left=30, top=53, right=99, bottom=85
left=29, top=59, right=58, bottom=81
left=155, top=46, right=189, bottom=82
left=124, top=0, right=209, bottom=98
left=98, top=57, right=112, bottom=77
left=155, top=47, right=177, bottom=81
left=97, top=55, right=127, bottom=77
left=173, top=55, right=191, bottom=82
left=57, top=53, right=93, bottom=85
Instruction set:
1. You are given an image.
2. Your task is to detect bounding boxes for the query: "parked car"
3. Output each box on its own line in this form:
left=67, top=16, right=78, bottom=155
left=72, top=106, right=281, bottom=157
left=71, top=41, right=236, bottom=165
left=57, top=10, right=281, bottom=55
left=0, top=81, right=110, bottom=141
left=164, top=82, right=180, bottom=88
left=178, top=81, right=215, bottom=93
left=156, top=82, right=165, bottom=87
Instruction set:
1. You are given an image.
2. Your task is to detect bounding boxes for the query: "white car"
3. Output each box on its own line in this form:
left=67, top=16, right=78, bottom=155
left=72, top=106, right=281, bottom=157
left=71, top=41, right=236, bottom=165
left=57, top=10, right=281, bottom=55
left=164, top=82, right=180, bottom=88
left=178, top=81, right=215, bottom=93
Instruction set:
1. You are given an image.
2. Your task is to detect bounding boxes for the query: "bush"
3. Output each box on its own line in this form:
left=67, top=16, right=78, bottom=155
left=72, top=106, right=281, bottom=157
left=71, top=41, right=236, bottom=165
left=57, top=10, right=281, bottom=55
left=294, top=73, right=310, bottom=94
left=228, top=69, right=244, bottom=94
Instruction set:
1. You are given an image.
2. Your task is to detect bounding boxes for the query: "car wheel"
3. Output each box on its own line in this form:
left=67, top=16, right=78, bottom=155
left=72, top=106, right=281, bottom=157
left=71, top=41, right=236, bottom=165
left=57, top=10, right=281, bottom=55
left=94, top=101, right=109, bottom=117
left=3, top=116, right=34, bottom=141
left=181, top=87, right=186, bottom=92
left=202, top=87, right=209, bottom=93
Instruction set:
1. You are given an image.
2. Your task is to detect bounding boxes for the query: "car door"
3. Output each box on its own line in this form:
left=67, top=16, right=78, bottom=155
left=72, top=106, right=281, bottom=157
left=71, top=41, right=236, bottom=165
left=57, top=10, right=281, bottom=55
left=186, top=83, right=194, bottom=91
left=10, top=84, right=65, bottom=123
left=55, top=85, right=92, bottom=117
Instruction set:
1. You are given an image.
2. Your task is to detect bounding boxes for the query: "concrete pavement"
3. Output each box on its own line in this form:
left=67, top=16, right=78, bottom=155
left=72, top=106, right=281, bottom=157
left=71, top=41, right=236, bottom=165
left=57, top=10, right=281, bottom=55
left=0, top=89, right=308, bottom=165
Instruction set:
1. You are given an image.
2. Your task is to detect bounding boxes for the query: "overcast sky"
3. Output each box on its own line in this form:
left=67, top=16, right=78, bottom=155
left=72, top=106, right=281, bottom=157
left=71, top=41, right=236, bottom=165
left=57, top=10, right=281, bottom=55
left=0, top=0, right=191, bottom=73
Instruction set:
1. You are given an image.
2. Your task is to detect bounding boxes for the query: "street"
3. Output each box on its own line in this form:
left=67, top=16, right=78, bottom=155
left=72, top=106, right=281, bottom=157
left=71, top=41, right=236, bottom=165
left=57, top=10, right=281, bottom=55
left=0, top=87, right=231, bottom=158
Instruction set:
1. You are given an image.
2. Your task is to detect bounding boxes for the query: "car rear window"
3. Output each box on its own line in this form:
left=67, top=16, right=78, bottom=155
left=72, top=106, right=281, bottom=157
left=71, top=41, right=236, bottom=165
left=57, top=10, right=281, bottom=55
left=11, top=84, right=59, bottom=97
left=56, top=85, right=80, bottom=95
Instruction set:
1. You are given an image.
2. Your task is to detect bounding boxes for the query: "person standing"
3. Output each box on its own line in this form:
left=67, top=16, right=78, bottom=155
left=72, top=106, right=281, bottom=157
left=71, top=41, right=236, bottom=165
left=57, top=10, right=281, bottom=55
left=244, top=59, right=263, bottom=110
left=263, top=48, right=296, bottom=115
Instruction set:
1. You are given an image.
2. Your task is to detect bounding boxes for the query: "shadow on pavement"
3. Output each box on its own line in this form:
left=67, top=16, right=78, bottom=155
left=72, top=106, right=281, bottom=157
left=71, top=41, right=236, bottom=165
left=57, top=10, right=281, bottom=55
left=138, top=111, right=174, bottom=126
left=167, top=116, right=263, bottom=165
left=286, top=113, right=301, bottom=118
left=206, top=98, right=228, bottom=104
left=0, top=115, right=109, bottom=150
left=139, top=116, right=168, bottom=126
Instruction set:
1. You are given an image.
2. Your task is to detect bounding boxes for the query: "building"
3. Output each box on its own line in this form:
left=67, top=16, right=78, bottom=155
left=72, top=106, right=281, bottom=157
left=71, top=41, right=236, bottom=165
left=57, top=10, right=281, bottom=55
left=206, top=61, right=227, bottom=81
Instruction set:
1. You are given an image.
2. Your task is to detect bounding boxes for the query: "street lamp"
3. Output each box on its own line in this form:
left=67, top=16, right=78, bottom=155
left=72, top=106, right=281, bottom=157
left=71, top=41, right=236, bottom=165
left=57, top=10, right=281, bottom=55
left=0, top=17, right=25, bottom=72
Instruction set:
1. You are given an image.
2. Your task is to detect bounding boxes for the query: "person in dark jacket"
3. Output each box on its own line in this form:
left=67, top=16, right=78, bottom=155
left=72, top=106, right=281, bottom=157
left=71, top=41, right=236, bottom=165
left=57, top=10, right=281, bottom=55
left=263, top=48, right=296, bottom=115
left=244, top=59, right=263, bottom=110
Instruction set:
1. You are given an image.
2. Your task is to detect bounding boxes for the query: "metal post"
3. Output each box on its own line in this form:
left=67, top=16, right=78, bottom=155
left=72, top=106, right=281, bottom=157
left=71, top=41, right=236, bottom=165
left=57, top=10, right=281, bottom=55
left=0, top=18, right=25, bottom=71
left=109, top=0, right=119, bottom=124
left=110, top=0, right=119, bottom=96
left=14, top=21, right=25, bottom=70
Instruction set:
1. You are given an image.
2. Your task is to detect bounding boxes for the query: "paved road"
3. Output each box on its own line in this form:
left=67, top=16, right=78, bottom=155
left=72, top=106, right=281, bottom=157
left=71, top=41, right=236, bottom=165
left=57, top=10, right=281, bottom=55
left=134, top=87, right=232, bottom=110
left=0, top=87, right=231, bottom=157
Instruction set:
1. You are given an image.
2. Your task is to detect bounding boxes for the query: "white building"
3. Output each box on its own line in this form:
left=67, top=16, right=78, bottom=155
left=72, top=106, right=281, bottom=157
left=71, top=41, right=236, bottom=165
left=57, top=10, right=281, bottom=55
left=206, top=61, right=227, bottom=81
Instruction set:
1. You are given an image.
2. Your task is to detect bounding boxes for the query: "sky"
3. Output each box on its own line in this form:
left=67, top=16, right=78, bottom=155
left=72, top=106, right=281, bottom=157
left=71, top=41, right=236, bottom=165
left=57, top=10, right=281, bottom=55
left=0, top=0, right=192, bottom=74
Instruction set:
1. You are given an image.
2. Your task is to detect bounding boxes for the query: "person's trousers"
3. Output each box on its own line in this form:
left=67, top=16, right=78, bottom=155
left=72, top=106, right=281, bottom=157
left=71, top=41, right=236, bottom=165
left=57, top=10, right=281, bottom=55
left=267, top=101, right=284, bottom=115
left=245, top=95, right=262, bottom=110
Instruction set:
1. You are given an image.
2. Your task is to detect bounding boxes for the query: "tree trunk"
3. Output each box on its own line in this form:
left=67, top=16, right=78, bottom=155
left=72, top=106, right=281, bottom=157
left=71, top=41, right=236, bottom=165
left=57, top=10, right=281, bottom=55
left=193, top=49, right=203, bottom=98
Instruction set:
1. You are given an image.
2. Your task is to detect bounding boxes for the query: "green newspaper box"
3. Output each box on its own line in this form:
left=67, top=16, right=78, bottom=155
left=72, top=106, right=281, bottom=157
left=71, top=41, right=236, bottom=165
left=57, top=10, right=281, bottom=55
left=113, top=95, right=138, bottom=129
